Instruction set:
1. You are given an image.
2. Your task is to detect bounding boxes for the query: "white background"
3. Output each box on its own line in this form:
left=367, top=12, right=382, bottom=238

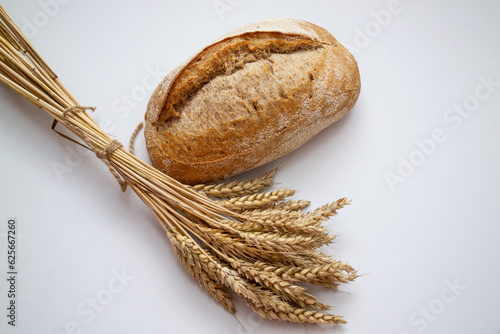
left=1, top=0, right=499, bottom=333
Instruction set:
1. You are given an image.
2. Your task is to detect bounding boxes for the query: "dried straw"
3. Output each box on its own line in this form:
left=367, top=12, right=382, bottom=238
left=0, top=5, right=357, bottom=325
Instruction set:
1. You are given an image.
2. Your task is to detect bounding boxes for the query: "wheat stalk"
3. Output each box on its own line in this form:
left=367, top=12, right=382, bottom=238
left=0, top=6, right=357, bottom=325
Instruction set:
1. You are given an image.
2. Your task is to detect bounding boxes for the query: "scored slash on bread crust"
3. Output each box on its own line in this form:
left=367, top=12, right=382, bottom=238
left=145, top=18, right=361, bottom=185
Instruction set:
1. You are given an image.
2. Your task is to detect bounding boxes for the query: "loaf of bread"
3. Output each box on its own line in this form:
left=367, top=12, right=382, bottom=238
left=145, top=18, right=360, bottom=185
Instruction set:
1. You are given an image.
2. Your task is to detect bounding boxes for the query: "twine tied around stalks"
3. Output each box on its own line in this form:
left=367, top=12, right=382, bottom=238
left=93, top=139, right=127, bottom=192
left=58, top=105, right=128, bottom=192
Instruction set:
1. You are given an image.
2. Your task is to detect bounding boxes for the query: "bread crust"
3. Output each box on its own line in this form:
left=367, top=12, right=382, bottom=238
left=145, top=18, right=360, bottom=185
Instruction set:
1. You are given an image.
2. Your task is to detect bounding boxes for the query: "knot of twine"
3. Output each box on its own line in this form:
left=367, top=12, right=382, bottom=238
left=93, top=139, right=127, bottom=192
left=62, top=106, right=127, bottom=192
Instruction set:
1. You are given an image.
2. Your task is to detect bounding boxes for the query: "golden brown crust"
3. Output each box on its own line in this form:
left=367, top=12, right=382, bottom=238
left=145, top=19, right=360, bottom=185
